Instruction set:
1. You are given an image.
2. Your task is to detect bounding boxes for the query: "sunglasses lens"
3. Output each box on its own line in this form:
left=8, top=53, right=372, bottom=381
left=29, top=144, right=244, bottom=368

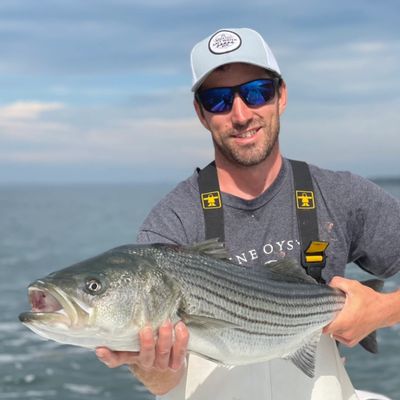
left=197, top=79, right=277, bottom=114
left=240, top=80, right=275, bottom=106
left=197, top=88, right=233, bottom=113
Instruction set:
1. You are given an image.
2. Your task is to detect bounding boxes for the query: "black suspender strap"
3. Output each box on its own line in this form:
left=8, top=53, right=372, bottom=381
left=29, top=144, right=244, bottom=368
left=197, top=159, right=328, bottom=283
left=197, top=161, right=225, bottom=242
left=289, top=159, right=328, bottom=283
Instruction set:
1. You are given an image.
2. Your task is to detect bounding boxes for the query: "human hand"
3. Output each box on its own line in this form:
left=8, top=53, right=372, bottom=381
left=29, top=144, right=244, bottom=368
left=322, top=276, right=384, bottom=348
left=95, top=320, right=189, bottom=372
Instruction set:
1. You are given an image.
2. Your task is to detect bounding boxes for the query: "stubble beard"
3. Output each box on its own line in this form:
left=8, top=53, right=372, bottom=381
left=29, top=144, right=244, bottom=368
left=212, top=119, right=280, bottom=167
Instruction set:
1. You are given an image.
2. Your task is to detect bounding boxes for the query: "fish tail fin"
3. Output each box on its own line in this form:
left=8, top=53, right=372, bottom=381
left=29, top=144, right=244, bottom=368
left=358, top=278, right=383, bottom=354
left=359, top=330, right=378, bottom=354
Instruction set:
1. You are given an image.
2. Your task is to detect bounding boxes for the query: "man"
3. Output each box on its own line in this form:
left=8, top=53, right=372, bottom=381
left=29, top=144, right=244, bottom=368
left=96, top=28, right=400, bottom=399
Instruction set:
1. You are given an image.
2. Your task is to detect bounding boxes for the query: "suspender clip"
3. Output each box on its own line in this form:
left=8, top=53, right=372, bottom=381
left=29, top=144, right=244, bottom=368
left=302, top=241, right=329, bottom=283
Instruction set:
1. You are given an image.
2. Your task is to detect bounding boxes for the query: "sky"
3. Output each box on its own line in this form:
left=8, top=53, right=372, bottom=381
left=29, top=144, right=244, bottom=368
left=0, top=0, right=399, bottom=183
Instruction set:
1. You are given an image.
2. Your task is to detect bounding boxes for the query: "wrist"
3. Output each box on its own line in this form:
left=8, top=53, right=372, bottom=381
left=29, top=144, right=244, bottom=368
left=129, top=362, right=186, bottom=396
left=384, top=289, right=400, bottom=327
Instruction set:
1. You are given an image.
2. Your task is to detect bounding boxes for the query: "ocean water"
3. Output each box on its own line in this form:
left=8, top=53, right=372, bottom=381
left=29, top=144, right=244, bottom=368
left=0, top=180, right=399, bottom=400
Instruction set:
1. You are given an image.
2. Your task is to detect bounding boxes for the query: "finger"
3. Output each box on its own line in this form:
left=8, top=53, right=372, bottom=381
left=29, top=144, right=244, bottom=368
left=323, top=318, right=346, bottom=335
left=328, top=276, right=350, bottom=292
left=323, top=316, right=350, bottom=336
left=328, top=275, right=345, bottom=286
left=96, top=347, right=140, bottom=368
left=322, top=324, right=332, bottom=334
left=154, top=320, right=174, bottom=370
left=170, top=321, right=189, bottom=371
left=138, top=326, right=156, bottom=370
left=332, top=334, right=358, bottom=348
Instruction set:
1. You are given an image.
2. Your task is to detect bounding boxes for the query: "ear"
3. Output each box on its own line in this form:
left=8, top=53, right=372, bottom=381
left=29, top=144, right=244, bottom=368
left=277, top=80, right=288, bottom=116
left=193, top=98, right=211, bottom=131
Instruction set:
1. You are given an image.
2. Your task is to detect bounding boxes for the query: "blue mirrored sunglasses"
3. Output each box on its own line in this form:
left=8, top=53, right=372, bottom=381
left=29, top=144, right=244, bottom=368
left=196, top=78, right=279, bottom=114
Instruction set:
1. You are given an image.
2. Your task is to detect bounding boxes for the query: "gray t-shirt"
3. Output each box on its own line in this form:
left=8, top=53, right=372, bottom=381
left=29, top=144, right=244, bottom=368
left=137, top=158, right=400, bottom=283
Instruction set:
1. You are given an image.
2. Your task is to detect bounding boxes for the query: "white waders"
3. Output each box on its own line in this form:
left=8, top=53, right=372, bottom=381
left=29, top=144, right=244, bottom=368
left=159, top=335, right=360, bottom=400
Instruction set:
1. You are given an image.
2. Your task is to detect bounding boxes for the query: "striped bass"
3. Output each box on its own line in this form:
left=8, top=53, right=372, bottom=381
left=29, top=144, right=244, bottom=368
left=19, top=240, right=380, bottom=377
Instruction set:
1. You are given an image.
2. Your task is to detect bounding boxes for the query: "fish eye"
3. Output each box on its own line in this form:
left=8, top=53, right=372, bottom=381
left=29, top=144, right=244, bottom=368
left=85, top=278, right=102, bottom=294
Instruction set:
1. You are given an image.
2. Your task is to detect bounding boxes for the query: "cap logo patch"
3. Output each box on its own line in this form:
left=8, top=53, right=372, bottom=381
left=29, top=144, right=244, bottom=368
left=208, top=30, right=242, bottom=54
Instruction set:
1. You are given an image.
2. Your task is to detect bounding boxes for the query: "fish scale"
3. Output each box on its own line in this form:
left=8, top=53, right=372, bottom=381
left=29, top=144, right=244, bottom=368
left=144, top=245, right=345, bottom=320
left=19, top=239, right=381, bottom=378
left=124, top=242, right=347, bottom=370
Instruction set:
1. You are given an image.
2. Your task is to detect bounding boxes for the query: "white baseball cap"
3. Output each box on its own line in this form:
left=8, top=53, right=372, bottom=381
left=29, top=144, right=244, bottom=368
left=190, top=28, right=281, bottom=92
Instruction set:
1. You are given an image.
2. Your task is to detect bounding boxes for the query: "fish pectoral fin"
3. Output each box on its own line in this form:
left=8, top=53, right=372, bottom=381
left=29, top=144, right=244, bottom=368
left=284, top=331, right=321, bottom=378
left=188, top=350, right=234, bottom=369
left=180, top=312, right=238, bottom=330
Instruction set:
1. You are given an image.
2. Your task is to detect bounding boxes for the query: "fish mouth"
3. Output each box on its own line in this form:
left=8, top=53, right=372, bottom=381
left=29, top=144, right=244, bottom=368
left=19, top=281, right=88, bottom=327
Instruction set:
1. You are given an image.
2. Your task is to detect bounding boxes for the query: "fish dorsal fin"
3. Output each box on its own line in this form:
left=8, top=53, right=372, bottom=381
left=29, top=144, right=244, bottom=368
left=267, top=259, right=318, bottom=284
left=187, top=239, right=230, bottom=260
left=361, top=279, right=384, bottom=292
left=285, top=331, right=321, bottom=378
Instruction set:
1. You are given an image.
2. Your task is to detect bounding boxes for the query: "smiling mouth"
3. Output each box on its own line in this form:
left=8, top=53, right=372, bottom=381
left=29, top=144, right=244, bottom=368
left=233, top=128, right=259, bottom=139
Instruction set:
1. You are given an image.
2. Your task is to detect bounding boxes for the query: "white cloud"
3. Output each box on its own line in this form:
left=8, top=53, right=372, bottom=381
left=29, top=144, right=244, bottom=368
left=70, top=117, right=212, bottom=166
left=0, top=93, right=398, bottom=180
left=293, top=39, right=400, bottom=76
left=0, top=101, right=68, bottom=145
left=0, top=0, right=398, bottom=181
left=0, top=101, right=64, bottom=120
left=0, top=105, right=212, bottom=170
left=281, top=99, right=400, bottom=177
left=347, top=41, right=389, bottom=54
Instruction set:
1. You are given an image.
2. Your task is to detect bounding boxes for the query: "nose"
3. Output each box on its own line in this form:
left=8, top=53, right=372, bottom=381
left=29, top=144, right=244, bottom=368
left=230, top=93, right=252, bottom=125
